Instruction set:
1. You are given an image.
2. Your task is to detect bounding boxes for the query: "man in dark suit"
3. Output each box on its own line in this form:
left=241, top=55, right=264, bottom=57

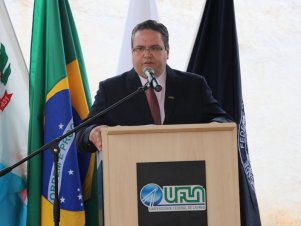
left=76, top=20, right=231, bottom=153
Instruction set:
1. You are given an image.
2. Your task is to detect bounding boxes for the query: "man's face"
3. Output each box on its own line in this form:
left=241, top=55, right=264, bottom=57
left=132, top=29, right=169, bottom=77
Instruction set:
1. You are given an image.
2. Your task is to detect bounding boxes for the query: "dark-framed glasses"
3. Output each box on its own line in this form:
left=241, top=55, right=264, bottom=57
left=132, top=45, right=164, bottom=55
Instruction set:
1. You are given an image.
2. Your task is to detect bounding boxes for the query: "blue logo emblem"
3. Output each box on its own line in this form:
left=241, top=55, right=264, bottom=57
left=139, top=183, right=206, bottom=212
left=140, top=183, right=163, bottom=207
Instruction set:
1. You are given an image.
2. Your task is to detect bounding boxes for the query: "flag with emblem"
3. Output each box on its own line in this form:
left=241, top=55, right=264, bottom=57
left=0, top=1, right=29, bottom=225
left=187, top=0, right=261, bottom=225
left=27, top=0, right=99, bottom=225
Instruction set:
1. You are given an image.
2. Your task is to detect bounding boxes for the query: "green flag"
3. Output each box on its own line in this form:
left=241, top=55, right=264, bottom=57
left=28, top=0, right=99, bottom=225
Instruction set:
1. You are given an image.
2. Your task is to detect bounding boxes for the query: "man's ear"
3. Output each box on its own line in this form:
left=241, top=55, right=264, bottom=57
left=166, top=48, right=170, bottom=59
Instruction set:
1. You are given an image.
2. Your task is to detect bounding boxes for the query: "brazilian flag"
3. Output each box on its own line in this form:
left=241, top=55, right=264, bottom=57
left=27, top=0, right=99, bottom=225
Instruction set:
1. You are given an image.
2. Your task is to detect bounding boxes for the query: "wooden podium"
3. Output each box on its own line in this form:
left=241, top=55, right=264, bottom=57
left=101, top=123, right=240, bottom=226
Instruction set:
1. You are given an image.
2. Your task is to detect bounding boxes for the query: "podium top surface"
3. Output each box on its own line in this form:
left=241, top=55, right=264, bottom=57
left=102, top=122, right=236, bottom=135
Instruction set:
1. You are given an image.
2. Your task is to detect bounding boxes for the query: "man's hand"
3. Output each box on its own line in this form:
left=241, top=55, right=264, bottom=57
left=89, top=125, right=107, bottom=151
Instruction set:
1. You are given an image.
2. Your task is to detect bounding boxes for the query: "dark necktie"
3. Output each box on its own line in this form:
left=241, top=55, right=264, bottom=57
left=145, top=88, right=161, bottom=125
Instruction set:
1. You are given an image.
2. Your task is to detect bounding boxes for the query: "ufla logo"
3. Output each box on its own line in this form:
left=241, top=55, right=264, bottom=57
left=0, top=43, right=13, bottom=112
left=140, top=183, right=206, bottom=212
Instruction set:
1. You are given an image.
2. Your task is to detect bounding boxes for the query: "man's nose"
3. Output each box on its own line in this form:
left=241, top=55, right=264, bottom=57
left=143, top=48, right=153, bottom=56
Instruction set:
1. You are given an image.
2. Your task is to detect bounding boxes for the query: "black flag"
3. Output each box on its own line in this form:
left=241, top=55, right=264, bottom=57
left=187, top=0, right=261, bottom=225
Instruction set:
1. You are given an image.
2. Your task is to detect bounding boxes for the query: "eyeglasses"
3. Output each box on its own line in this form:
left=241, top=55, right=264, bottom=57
left=132, top=45, right=164, bottom=55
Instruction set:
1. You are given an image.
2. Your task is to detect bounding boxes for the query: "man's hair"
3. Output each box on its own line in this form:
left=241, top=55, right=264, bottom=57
left=131, top=20, right=169, bottom=49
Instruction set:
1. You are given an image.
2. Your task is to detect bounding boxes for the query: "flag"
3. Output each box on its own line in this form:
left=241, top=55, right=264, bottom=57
left=28, top=0, right=99, bottom=225
left=116, top=0, right=159, bottom=74
left=0, top=1, right=29, bottom=225
left=187, top=0, right=261, bottom=225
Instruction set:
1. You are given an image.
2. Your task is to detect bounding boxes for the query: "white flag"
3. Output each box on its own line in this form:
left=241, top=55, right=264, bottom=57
left=116, top=0, right=159, bottom=74
left=0, top=1, right=29, bottom=225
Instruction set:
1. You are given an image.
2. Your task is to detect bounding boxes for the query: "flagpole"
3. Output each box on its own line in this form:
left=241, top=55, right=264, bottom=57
left=53, top=146, right=60, bottom=226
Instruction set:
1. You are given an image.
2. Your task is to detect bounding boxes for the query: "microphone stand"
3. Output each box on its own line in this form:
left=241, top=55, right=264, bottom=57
left=0, top=82, right=151, bottom=226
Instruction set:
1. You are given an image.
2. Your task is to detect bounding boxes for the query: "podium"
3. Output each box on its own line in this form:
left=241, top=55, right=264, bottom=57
left=101, top=123, right=240, bottom=226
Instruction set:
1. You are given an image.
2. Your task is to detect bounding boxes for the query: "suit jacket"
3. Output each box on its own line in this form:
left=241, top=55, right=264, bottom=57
left=76, top=65, right=232, bottom=152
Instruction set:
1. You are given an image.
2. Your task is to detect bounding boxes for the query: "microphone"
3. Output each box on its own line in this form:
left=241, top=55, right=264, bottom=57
left=143, top=67, right=162, bottom=92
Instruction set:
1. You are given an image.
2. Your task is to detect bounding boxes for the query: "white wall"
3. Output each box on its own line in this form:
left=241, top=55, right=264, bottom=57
left=4, top=0, right=301, bottom=225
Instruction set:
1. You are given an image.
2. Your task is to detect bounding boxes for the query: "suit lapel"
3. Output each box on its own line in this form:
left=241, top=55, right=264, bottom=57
left=164, top=66, right=178, bottom=124
left=126, top=69, right=153, bottom=124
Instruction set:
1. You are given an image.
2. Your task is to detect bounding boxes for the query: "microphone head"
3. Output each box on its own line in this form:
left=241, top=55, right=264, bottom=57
left=143, top=67, right=162, bottom=92
left=143, top=67, right=154, bottom=73
left=154, top=84, right=162, bottom=92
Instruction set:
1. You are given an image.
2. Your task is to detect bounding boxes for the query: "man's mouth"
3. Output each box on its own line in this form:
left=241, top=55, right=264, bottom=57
left=143, top=62, right=153, bottom=67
